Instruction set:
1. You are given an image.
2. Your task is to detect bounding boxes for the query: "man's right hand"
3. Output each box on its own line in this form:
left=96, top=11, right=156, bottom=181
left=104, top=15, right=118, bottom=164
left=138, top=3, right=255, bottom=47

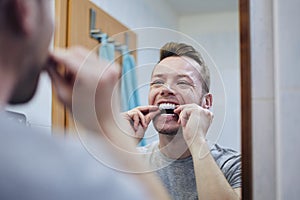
left=46, top=46, right=121, bottom=133
left=121, top=105, right=160, bottom=144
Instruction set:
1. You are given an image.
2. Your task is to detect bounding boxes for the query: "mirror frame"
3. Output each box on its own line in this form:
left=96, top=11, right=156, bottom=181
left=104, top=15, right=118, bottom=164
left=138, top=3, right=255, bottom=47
left=239, top=0, right=252, bottom=199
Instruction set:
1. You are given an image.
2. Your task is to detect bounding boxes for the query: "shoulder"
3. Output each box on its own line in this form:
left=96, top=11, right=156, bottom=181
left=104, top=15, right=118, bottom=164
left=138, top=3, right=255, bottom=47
left=210, top=143, right=242, bottom=188
left=0, top=114, right=148, bottom=200
left=210, top=143, right=241, bottom=170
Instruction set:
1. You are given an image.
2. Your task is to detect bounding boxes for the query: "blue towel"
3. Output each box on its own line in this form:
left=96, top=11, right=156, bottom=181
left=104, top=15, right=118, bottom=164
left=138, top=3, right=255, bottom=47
left=121, top=50, right=145, bottom=146
left=121, top=51, right=141, bottom=111
left=99, top=34, right=115, bottom=62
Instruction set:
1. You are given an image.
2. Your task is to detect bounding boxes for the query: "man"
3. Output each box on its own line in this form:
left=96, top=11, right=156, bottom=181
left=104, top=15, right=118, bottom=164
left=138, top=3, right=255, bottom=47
left=0, top=0, right=169, bottom=199
left=123, top=42, right=242, bottom=199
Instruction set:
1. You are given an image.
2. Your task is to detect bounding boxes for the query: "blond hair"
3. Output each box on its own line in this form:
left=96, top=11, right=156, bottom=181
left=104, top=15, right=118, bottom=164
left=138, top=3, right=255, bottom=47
left=159, top=42, right=210, bottom=94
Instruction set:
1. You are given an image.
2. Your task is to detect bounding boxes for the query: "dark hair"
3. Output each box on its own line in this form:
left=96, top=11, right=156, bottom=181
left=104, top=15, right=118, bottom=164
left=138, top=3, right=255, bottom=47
left=159, top=42, right=210, bottom=94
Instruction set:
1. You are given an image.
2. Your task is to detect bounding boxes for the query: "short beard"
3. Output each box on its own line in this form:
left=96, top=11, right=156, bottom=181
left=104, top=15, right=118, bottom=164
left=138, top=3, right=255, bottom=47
left=153, top=119, right=182, bottom=136
left=157, top=129, right=179, bottom=136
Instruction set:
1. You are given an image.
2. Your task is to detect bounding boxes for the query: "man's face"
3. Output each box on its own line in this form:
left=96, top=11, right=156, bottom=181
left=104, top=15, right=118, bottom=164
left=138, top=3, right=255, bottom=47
left=148, top=56, right=204, bottom=135
left=9, top=0, right=54, bottom=104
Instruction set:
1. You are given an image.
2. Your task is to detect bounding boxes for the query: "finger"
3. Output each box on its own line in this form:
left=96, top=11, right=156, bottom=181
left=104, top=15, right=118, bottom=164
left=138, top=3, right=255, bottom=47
left=127, top=110, right=144, bottom=128
left=137, top=111, right=148, bottom=128
left=46, top=63, right=64, bottom=85
left=131, top=106, right=158, bottom=127
left=174, top=107, right=181, bottom=114
left=46, top=66, right=72, bottom=105
left=139, top=105, right=159, bottom=115
left=174, top=105, right=185, bottom=114
left=177, top=116, right=182, bottom=125
left=174, top=106, right=184, bottom=124
left=133, top=114, right=143, bottom=131
left=50, top=47, right=90, bottom=75
left=135, top=125, right=146, bottom=139
left=179, top=110, right=191, bottom=127
left=50, top=50, right=78, bottom=73
left=145, top=109, right=160, bottom=124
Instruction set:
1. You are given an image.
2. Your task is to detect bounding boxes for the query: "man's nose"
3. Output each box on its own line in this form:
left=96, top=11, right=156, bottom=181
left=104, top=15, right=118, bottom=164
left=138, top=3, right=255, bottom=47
left=160, top=83, right=175, bottom=96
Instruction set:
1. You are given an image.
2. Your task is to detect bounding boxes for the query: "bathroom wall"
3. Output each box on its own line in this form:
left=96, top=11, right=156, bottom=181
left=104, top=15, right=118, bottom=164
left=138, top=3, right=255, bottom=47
left=91, top=0, right=178, bottom=29
left=251, top=0, right=300, bottom=199
left=179, top=11, right=241, bottom=150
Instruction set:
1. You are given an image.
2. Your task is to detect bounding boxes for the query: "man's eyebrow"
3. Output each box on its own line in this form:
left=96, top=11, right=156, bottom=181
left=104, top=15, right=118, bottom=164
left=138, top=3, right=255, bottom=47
left=177, top=74, right=191, bottom=78
left=152, top=74, right=194, bottom=81
left=152, top=74, right=165, bottom=78
left=176, top=74, right=194, bottom=81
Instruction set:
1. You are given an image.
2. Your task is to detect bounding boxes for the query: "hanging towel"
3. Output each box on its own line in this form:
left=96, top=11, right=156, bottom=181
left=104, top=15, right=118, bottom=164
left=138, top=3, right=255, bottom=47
left=121, top=50, right=146, bottom=146
left=121, top=50, right=141, bottom=111
left=99, top=34, right=115, bottom=62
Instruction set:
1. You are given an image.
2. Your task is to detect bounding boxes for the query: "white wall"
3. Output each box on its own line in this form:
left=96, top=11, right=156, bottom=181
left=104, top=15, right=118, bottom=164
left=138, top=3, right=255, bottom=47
left=179, top=12, right=241, bottom=151
left=251, top=0, right=276, bottom=198
left=274, top=0, right=300, bottom=199
left=91, top=0, right=178, bottom=29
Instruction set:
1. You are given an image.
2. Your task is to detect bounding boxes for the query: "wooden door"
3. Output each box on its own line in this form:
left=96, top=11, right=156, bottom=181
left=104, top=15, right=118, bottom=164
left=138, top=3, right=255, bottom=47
left=53, top=0, right=136, bottom=134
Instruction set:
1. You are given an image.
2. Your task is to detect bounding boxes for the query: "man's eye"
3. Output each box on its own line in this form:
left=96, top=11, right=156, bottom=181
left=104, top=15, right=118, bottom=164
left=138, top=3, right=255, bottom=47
left=177, top=81, right=194, bottom=88
left=177, top=81, right=190, bottom=85
left=150, top=80, right=164, bottom=86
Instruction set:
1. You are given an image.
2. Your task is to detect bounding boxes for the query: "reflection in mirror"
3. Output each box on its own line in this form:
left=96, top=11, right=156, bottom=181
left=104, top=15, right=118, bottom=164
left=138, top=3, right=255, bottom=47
left=110, top=1, right=241, bottom=199
left=137, top=1, right=240, bottom=152
left=94, top=0, right=242, bottom=199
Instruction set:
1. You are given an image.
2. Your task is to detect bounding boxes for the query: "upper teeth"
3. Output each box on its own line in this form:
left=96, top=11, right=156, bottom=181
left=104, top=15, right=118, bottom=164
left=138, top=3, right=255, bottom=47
left=159, top=103, right=176, bottom=110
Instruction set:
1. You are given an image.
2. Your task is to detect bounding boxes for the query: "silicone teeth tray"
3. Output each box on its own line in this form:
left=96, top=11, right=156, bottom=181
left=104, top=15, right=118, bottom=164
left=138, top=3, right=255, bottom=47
left=159, top=103, right=176, bottom=114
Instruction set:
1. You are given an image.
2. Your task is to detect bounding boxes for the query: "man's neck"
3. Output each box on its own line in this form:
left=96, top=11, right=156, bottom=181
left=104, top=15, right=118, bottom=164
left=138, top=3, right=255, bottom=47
left=0, top=67, right=16, bottom=108
left=158, top=132, right=192, bottom=159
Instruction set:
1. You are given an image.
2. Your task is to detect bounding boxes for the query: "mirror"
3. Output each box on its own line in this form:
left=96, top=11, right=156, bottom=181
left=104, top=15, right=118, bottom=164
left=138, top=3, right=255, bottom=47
left=62, top=0, right=252, bottom=198
left=131, top=1, right=241, bottom=152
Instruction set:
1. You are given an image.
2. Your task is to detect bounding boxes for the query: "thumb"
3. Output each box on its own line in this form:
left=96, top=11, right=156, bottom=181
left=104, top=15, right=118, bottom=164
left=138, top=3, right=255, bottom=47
left=46, top=65, right=72, bottom=108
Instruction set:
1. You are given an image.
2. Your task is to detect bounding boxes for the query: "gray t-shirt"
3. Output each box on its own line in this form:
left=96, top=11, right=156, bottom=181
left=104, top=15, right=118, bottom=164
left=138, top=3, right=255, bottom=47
left=139, top=141, right=241, bottom=200
left=0, top=112, right=148, bottom=200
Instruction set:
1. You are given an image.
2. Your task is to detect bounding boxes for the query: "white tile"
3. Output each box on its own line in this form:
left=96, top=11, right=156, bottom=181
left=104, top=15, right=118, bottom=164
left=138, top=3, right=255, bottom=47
left=251, top=63, right=275, bottom=100
left=275, top=0, right=300, bottom=90
left=250, top=0, right=275, bottom=100
left=278, top=90, right=300, bottom=131
left=277, top=90, right=300, bottom=199
left=252, top=99, right=276, bottom=200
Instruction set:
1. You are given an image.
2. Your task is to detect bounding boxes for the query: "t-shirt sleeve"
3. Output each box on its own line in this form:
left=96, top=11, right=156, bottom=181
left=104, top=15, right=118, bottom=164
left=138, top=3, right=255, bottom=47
left=221, top=154, right=242, bottom=188
left=211, top=144, right=242, bottom=189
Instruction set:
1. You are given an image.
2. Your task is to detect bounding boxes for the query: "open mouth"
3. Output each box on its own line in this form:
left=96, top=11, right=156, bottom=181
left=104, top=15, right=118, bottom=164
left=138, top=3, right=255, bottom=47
left=158, top=103, right=176, bottom=114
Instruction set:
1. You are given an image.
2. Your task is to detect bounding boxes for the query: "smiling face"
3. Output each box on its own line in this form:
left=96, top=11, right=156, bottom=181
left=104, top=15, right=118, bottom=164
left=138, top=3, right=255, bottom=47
left=149, top=56, right=205, bottom=135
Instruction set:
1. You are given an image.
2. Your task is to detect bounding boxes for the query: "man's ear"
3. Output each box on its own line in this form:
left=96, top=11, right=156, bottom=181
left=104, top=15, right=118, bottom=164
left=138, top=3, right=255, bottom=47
left=201, top=93, right=213, bottom=109
left=9, top=0, right=37, bottom=36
